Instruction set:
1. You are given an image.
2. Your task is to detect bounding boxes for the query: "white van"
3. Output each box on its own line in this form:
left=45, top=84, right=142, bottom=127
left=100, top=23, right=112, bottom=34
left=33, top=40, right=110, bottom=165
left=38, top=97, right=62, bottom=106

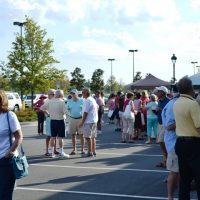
left=6, top=92, right=22, bottom=111
left=24, top=94, right=44, bottom=107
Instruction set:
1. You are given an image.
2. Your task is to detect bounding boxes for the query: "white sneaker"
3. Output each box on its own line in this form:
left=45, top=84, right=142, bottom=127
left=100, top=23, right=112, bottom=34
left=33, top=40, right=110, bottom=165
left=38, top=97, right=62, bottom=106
left=97, top=130, right=102, bottom=134
left=59, top=152, right=70, bottom=159
left=51, top=153, right=56, bottom=158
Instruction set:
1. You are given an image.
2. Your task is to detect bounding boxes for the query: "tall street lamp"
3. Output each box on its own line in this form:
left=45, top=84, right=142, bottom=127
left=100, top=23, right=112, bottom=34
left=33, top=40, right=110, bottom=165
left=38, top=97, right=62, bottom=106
left=129, top=49, right=138, bottom=82
left=196, top=66, right=200, bottom=74
left=171, top=54, right=177, bottom=83
left=13, top=21, right=26, bottom=99
left=108, top=58, right=115, bottom=92
left=191, top=61, right=198, bottom=75
left=13, top=21, right=26, bottom=38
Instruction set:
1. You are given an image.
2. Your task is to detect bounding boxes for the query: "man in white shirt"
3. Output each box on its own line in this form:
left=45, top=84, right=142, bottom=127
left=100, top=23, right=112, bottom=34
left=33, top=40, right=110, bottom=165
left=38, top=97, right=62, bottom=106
left=79, top=88, right=98, bottom=157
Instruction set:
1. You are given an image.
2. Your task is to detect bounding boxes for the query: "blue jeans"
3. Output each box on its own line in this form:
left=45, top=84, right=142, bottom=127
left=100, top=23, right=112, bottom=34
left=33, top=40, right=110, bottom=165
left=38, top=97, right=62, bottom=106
left=0, top=157, right=16, bottom=200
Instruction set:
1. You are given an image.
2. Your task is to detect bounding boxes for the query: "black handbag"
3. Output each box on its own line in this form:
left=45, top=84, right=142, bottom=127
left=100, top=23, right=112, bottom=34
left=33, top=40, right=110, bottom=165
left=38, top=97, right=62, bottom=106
left=7, top=112, right=29, bottom=179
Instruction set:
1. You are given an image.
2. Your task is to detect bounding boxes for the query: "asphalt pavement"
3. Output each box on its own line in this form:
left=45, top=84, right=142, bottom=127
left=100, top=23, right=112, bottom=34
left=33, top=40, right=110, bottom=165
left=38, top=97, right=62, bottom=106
left=13, top=116, right=198, bottom=200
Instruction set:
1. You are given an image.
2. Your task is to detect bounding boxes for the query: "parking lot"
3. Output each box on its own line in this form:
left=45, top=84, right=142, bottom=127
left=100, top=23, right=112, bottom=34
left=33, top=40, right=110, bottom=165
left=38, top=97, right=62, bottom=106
left=14, top=117, right=198, bottom=200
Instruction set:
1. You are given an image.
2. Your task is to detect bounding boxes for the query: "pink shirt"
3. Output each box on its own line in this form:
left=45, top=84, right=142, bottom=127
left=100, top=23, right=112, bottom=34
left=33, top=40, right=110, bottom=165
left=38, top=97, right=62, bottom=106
left=108, top=98, right=115, bottom=110
left=123, top=99, right=130, bottom=111
left=96, top=97, right=105, bottom=106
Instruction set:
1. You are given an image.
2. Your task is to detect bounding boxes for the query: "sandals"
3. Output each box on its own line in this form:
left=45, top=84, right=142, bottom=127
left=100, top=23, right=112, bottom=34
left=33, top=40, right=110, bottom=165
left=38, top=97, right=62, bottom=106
left=156, top=162, right=166, bottom=168
left=70, top=150, right=77, bottom=155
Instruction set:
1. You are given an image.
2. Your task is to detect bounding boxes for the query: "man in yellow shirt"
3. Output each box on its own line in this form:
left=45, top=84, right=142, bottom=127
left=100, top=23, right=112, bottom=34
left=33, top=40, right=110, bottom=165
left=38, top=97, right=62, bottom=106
left=174, top=76, right=200, bottom=200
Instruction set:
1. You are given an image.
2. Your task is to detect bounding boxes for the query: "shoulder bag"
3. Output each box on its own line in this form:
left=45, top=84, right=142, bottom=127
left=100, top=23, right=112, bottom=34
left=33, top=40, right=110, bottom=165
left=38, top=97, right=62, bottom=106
left=123, top=101, right=135, bottom=120
left=7, top=112, right=29, bottom=179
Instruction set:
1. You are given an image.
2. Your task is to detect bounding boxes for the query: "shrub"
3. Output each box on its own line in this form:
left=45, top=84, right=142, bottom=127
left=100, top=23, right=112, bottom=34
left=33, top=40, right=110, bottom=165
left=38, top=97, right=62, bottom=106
left=15, top=108, right=37, bottom=122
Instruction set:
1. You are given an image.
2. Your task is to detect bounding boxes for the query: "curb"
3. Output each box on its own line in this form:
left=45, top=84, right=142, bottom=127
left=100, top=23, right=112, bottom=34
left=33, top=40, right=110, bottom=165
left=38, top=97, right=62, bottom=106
left=20, top=121, right=37, bottom=125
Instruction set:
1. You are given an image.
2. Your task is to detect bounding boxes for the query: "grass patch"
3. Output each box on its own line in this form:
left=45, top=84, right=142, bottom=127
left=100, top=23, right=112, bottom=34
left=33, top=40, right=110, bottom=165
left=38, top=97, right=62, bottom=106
left=15, top=108, right=37, bottom=122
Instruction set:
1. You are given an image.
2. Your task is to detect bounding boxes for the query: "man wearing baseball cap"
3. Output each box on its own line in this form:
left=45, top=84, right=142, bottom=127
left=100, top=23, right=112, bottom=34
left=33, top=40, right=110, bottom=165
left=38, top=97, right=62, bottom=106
left=155, top=86, right=170, bottom=168
left=66, top=89, right=85, bottom=155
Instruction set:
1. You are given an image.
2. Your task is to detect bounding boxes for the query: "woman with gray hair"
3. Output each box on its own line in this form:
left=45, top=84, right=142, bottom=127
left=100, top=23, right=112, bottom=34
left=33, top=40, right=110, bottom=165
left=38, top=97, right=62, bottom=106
left=41, top=89, right=69, bottom=159
left=145, top=94, right=158, bottom=144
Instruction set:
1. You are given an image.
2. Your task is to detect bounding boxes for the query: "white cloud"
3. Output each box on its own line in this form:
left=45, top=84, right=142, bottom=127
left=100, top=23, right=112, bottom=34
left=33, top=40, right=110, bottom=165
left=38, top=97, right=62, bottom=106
left=82, top=26, right=108, bottom=37
left=63, top=39, right=125, bottom=59
left=3, top=0, right=200, bottom=84
left=190, top=0, right=200, bottom=11
left=8, top=0, right=34, bottom=11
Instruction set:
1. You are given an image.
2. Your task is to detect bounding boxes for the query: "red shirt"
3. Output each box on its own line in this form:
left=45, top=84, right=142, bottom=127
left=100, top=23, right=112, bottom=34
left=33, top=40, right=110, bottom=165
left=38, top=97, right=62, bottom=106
left=33, top=100, right=45, bottom=113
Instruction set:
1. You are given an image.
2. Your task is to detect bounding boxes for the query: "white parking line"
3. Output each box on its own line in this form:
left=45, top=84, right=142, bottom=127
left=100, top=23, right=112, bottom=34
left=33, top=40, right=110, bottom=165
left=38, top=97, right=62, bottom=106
left=16, top=186, right=170, bottom=199
left=30, top=163, right=168, bottom=173
left=98, top=152, right=162, bottom=157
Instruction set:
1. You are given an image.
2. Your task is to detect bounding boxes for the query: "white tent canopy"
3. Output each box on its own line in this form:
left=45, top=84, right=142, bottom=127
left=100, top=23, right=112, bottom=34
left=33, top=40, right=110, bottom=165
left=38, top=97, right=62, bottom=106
left=189, top=73, right=200, bottom=86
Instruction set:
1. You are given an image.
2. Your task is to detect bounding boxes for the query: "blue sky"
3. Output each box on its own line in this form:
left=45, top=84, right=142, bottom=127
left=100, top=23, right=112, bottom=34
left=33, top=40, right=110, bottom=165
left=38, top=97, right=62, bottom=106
left=1, top=0, right=200, bottom=85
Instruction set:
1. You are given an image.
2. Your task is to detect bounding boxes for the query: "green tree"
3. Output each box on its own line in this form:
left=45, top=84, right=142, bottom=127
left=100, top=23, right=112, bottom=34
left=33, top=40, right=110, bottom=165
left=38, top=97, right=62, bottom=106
left=84, top=79, right=91, bottom=88
left=90, top=69, right=104, bottom=93
left=7, top=16, right=58, bottom=107
left=0, top=61, right=12, bottom=90
left=70, top=67, right=86, bottom=90
left=106, top=75, right=119, bottom=93
left=133, top=71, right=142, bottom=82
left=38, top=67, right=70, bottom=93
left=145, top=73, right=151, bottom=77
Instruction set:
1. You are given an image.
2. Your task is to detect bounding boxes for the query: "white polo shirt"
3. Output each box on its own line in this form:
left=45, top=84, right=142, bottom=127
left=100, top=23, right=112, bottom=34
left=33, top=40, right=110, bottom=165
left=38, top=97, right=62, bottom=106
left=0, top=112, right=21, bottom=159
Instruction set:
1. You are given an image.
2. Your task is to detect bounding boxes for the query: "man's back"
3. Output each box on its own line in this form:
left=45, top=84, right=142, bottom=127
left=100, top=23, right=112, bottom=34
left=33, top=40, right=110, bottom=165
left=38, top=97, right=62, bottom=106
left=174, top=94, right=200, bottom=137
left=41, top=98, right=66, bottom=120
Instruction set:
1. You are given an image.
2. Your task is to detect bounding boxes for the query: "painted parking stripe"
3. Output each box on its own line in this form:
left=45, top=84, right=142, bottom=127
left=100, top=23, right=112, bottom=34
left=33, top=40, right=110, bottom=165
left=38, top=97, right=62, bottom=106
left=16, top=187, right=170, bottom=199
left=30, top=163, right=168, bottom=173
left=97, top=152, right=162, bottom=157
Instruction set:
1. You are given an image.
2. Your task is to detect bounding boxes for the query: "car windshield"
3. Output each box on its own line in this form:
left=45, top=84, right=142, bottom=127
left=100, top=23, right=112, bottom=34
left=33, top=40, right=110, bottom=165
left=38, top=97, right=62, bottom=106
left=26, top=95, right=36, bottom=100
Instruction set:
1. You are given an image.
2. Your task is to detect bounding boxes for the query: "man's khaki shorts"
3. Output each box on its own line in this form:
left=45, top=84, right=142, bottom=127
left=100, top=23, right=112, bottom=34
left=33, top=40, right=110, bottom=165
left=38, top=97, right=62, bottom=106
left=68, top=117, right=82, bottom=135
left=166, top=149, right=179, bottom=173
left=82, top=123, right=97, bottom=138
left=157, top=124, right=164, bottom=143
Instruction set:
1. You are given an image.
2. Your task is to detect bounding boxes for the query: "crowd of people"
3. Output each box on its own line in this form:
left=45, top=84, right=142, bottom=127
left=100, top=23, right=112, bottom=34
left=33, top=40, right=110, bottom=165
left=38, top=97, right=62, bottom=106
left=1, top=75, right=200, bottom=199
left=106, top=77, right=200, bottom=200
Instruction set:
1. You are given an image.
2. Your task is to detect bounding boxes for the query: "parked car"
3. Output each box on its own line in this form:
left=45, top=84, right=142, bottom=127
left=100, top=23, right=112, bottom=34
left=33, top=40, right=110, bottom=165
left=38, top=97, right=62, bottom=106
left=6, top=92, right=22, bottom=111
left=24, top=94, right=45, bottom=107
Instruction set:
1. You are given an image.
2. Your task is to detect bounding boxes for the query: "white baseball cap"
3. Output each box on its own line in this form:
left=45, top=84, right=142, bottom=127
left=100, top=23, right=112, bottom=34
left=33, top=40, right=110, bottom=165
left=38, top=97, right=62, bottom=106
left=155, top=86, right=168, bottom=94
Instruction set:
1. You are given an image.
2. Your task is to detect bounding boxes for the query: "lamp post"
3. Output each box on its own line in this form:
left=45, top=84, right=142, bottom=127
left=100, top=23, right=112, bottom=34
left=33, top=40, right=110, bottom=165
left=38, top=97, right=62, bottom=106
left=56, top=81, right=60, bottom=89
left=171, top=54, right=177, bottom=83
left=13, top=21, right=26, bottom=99
left=108, top=58, right=115, bottom=92
left=196, top=66, right=200, bottom=74
left=129, top=49, right=138, bottom=82
left=191, top=61, right=198, bottom=75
